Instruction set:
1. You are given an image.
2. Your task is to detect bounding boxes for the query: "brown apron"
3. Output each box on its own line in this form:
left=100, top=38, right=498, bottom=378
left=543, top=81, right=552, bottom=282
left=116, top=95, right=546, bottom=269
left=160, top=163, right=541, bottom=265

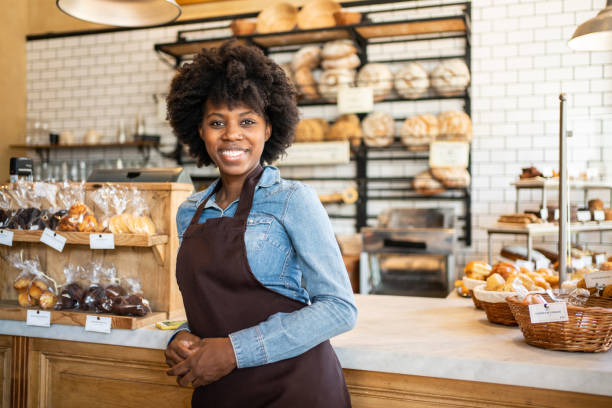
left=176, top=166, right=351, bottom=408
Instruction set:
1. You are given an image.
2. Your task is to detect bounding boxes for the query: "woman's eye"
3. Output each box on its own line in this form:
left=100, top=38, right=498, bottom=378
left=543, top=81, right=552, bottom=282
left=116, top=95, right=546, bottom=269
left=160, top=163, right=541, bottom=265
left=241, top=119, right=256, bottom=126
left=209, top=120, right=224, bottom=127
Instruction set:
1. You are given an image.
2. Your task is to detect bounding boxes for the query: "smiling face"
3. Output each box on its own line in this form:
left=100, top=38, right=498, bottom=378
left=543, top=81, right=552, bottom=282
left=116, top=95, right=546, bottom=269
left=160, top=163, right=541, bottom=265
left=200, top=99, right=271, bottom=179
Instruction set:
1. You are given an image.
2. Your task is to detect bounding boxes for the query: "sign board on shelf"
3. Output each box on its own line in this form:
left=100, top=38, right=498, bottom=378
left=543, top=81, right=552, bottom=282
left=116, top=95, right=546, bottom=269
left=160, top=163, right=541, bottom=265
left=337, top=87, right=374, bottom=114
left=429, top=141, right=470, bottom=168
left=275, top=141, right=350, bottom=166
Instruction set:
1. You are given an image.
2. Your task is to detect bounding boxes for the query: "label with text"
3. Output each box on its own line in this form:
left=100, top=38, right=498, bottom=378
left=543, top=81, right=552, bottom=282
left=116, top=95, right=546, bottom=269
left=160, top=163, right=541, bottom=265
left=594, top=254, right=605, bottom=266
left=0, top=229, right=14, bottom=246
left=90, top=233, right=115, bottom=250
left=529, top=302, right=569, bottom=324
left=337, top=87, right=374, bottom=114
left=429, top=142, right=470, bottom=168
left=40, top=228, right=66, bottom=252
left=576, top=210, right=591, bottom=222
left=593, top=210, right=605, bottom=222
left=584, top=271, right=612, bottom=288
left=85, top=315, right=112, bottom=334
left=26, top=310, right=51, bottom=327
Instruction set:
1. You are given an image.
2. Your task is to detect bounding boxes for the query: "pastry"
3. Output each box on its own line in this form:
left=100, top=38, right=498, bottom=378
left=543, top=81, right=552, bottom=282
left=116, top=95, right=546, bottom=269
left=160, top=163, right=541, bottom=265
left=321, top=53, right=361, bottom=70
left=294, top=67, right=319, bottom=100
left=14, top=275, right=33, bottom=290
left=601, top=261, right=612, bottom=271
left=39, top=290, right=58, bottom=310
left=498, top=213, right=542, bottom=224
left=317, top=69, right=355, bottom=101
left=438, top=110, right=473, bottom=142
left=520, top=166, right=542, bottom=179
left=486, top=273, right=505, bottom=291
left=430, top=167, right=471, bottom=188
left=413, top=170, right=446, bottom=195
left=321, top=40, right=357, bottom=60
left=491, top=262, right=519, bottom=280
left=605, top=208, right=612, bottom=221
left=291, top=45, right=321, bottom=71
left=28, top=284, right=42, bottom=301
left=603, top=284, right=612, bottom=298
left=57, top=282, right=85, bottom=309
left=356, top=63, right=393, bottom=102
left=136, top=216, right=156, bottom=235
left=333, top=10, right=362, bottom=25
left=297, top=0, right=340, bottom=30
left=18, top=291, right=35, bottom=307
left=464, top=261, right=492, bottom=280
left=295, top=119, right=326, bottom=143
left=335, top=113, right=360, bottom=126
left=105, top=284, right=127, bottom=301
left=400, top=114, right=439, bottom=148
left=230, top=19, right=256, bottom=36
left=256, top=2, right=298, bottom=34
left=394, top=62, right=430, bottom=99
left=58, top=202, right=94, bottom=231
left=588, top=198, right=603, bottom=212
left=327, top=120, right=362, bottom=146
left=431, top=59, right=470, bottom=96
left=362, top=111, right=395, bottom=147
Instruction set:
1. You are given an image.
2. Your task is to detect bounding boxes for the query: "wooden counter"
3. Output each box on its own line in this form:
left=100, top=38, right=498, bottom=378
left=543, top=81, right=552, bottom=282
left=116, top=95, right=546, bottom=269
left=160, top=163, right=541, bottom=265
left=1, top=294, right=611, bottom=407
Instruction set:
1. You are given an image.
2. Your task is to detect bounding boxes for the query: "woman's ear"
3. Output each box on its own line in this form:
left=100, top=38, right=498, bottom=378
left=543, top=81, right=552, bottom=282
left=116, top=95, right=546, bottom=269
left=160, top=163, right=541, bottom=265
left=265, top=123, right=271, bottom=141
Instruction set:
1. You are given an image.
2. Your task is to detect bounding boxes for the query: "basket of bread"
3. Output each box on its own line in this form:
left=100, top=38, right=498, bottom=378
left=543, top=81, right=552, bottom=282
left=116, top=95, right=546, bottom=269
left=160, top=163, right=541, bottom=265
left=472, top=262, right=557, bottom=326
left=461, top=261, right=493, bottom=309
left=506, top=263, right=612, bottom=352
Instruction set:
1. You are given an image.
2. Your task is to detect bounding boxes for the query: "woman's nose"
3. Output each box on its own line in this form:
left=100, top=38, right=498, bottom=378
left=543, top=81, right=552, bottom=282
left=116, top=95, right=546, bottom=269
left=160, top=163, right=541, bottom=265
left=223, top=121, right=243, bottom=140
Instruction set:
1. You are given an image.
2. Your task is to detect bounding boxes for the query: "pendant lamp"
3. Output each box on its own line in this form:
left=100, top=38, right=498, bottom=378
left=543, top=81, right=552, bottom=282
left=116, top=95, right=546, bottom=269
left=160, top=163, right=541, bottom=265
left=568, top=0, right=612, bottom=50
left=57, top=0, right=182, bottom=28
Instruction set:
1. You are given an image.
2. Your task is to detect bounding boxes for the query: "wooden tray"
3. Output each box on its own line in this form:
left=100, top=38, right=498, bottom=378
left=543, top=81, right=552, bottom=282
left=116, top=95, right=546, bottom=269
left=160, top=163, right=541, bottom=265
left=0, top=301, right=166, bottom=330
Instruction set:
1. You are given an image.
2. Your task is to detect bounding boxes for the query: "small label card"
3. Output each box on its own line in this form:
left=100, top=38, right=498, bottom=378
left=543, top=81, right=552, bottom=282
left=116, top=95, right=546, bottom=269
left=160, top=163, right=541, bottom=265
left=85, top=315, right=112, bottom=334
left=429, top=141, right=470, bottom=168
left=40, top=228, right=66, bottom=252
left=576, top=210, right=591, bottom=222
left=594, top=253, right=606, bottom=266
left=539, top=208, right=548, bottom=221
left=337, top=87, right=374, bottom=114
left=90, top=233, right=115, bottom=250
left=0, top=229, right=14, bottom=246
left=593, top=210, right=605, bottom=222
left=26, top=310, right=51, bottom=327
left=529, top=302, right=569, bottom=324
left=584, top=271, right=612, bottom=288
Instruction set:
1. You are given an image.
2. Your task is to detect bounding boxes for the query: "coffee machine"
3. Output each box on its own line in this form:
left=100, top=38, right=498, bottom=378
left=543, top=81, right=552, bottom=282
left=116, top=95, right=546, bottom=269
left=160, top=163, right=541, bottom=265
left=9, top=157, right=33, bottom=182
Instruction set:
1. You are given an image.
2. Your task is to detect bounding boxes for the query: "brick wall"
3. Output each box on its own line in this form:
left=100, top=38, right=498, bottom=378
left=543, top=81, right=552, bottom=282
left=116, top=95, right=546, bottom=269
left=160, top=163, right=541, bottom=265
left=25, top=0, right=612, bottom=264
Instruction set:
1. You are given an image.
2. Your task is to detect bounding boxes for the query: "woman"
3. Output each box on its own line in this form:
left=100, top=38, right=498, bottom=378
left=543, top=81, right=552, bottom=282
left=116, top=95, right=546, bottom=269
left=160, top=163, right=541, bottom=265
left=164, top=41, right=357, bottom=407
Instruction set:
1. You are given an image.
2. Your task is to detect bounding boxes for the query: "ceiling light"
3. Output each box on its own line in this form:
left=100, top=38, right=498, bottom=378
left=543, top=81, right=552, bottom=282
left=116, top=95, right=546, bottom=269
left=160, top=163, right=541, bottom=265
left=568, top=0, right=612, bottom=51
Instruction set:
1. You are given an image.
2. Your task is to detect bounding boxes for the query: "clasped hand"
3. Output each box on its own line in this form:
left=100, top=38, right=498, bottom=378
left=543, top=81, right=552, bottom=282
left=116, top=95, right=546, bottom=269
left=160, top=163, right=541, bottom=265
left=165, top=331, right=237, bottom=387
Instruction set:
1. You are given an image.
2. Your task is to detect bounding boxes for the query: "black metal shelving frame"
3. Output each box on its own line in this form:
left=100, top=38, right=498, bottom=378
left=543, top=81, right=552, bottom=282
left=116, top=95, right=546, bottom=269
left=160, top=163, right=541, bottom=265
left=156, top=0, right=472, bottom=245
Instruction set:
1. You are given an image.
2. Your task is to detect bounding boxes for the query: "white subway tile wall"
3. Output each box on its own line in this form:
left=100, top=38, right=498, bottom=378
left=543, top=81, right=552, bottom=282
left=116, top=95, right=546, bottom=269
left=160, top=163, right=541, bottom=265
left=25, top=0, right=612, bottom=266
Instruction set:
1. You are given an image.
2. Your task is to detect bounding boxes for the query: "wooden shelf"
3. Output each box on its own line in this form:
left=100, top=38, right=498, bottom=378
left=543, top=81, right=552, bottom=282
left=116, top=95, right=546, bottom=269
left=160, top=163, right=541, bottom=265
left=5, top=230, right=168, bottom=247
left=0, top=301, right=166, bottom=330
left=10, top=141, right=159, bottom=150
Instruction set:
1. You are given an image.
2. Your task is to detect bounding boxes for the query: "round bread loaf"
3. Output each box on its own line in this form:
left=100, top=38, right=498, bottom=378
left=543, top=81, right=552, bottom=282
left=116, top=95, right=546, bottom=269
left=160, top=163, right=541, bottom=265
left=291, top=45, right=321, bottom=71
left=394, top=62, right=429, bottom=99
left=295, top=119, right=325, bottom=142
left=333, top=10, right=362, bottom=25
left=321, top=40, right=357, bottom=60
left=588, top=198, right=604, bottom=212
left=430, top=167, right=471, bottom=188
left=400, top=114, right=439, bottom=148
left=438, top=110, right=472, bottom=141
left=357, top=63, right=393, bottom=102
left=335, top=113, right=360, bottom=126
left=413, top=170, right=446, bottom=196
left=362, top=111, right=395, bottom=147
left=327, top=119, right=362, bottom=146
left=294, top=67, right=319, bottom=100
left=431, top=59, right=470, bottom=96
left=317, top=69, right=355, bottom=101
left=256, top=2, right=298, bottom=34
left=321, top=53, right=361, bottom=70
left=230, top=19, right=256, bottom=36
left=297, top=0, right=340, bottom=29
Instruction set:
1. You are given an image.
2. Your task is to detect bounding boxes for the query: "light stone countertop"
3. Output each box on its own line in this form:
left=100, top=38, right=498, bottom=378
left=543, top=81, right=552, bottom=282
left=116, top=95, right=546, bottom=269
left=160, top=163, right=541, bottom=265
left=0, top=294, right=610, bottom=396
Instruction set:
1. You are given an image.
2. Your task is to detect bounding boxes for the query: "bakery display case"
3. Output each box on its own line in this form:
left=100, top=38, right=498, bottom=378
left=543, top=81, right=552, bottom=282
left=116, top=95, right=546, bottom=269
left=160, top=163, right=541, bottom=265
left=155, top=0, right=473, bottom=245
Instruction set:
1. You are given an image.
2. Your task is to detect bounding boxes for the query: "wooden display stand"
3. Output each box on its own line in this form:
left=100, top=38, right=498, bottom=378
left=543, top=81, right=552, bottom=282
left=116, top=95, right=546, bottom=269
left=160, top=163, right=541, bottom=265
left=0, top=182, right=193, bottom=327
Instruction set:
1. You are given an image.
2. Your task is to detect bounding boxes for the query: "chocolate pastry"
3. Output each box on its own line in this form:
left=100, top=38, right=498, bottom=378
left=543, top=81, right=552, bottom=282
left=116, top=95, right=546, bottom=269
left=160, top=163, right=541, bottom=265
left=82, top=284, right=112, bottom=313
left=520, top=166, right=542, bottom=179
left=111, top=294, right=151, bottom=317
left=105, top=284, right=127, bottom=301
left=57, top=282, right=85, bottom=309
left=0, top=209, right=9, bottom=227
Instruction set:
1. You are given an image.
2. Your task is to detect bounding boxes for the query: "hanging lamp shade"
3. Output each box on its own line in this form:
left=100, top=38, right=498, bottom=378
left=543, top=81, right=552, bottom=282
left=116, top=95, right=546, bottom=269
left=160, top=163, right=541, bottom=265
left=56, top=0, right=182, bottom=28
left=568, top=0, right=612, bottom=51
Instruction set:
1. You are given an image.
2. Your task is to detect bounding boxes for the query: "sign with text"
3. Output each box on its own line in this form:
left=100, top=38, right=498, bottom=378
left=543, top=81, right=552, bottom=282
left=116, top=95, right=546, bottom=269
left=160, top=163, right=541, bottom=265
left=337, top=87, right=374, bottom=114
left=429, top=141, right=470, bottom=168
left=85, top=315, right=112, bottom=334
left=40, top=228, right=66, bottom=252
left=26, top=310, right=51, bottom=327
left=90, top=233, right=115, bottom=250
left=529, top=302, right=568, bottom=324
left=0, top=229, right=14, bottom=246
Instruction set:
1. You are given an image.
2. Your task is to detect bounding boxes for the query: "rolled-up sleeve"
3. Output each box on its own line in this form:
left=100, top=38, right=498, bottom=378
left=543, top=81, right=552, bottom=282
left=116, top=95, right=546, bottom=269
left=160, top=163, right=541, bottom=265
left=229, top=184, right=357, bottom=368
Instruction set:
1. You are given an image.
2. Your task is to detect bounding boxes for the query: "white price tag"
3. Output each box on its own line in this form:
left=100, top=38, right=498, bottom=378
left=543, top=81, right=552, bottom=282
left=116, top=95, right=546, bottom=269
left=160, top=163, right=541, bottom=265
left=593, top=210, right=605, bottom=222
left=89, top=233, right=115, bottom=250
left=337, top=87, right=374, bottom=114
left=577, top=210, right=591, bottom=222
left=0, top=229, right=13, bottom=246
left=594, top=254, right=606, bottom=265
left=40, top=228, right=66, bottom=252
left=571, top=257, right=586, bottom=269
left=539, top=208, right=548, bottom=221
left=429, top=141, right=470, bottom=168
left=85, top=315, right=112, bottom=334
left=26, top=310, right=51, bottom=327
left=535, top=258, right=550, bottom=270
left=584, top=271, right=612, bottom=288
left=529, top=302, right=569, bottom=324
left=554, top=209, right=560, bottom=221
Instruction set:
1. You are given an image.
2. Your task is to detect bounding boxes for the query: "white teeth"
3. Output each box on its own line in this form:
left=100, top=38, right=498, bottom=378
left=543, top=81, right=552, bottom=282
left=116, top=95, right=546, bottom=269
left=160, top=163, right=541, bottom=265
left=220, top=150, right=245, bottom=158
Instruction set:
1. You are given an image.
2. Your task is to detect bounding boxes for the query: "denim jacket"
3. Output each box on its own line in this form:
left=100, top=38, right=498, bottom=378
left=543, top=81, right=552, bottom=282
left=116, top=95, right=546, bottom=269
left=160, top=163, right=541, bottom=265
left=175, top=166, right=357, bottom=368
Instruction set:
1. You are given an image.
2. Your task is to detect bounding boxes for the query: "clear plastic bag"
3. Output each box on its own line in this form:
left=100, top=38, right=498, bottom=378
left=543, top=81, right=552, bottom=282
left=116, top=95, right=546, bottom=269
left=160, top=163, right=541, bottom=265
left=81, top=261, right=113, bottom=313
left=9, top=253, right=58, bottom=310
left=111, top=278, right=151, bottom=317
left=106, top=186, right=156, bottom=235
left=56, top=264, right=86, bottom=310
left=92, top=184, right=129, bottom=232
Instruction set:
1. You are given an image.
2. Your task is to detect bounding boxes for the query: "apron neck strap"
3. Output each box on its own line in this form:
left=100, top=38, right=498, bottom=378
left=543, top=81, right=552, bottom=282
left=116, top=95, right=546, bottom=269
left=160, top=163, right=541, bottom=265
left=188, top=165, right=264, bottom=226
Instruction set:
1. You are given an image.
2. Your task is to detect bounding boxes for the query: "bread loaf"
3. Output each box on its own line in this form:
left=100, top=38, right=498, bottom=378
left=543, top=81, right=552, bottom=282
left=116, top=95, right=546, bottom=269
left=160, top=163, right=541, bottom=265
left=357, top=63, right=393, bottom=102
left=327, top=119, right=362, bottom=146
left=394, top=62, right=429, bottom=99
left=294, top=67, right=319, bottom=100
left=256, top=3, right=298, bottom=34
left=431, top=59, right=470, bottom=96
left=317, top=69, right=355, bottom=101
left=291, top=45, right=321, bottom=71
left=321, top=53, right=360, bottom=70
left=438, top=110, right=472, bottom=142
left=362, top=112, right=395, bottom=147
left=413, top=170, right=446, bottom=195
left=400, top=114, right=439, bottom=148
left=430, top=167, right=471, bottom=188
left=295, top=119, right=326, bottom=142
left=321, top=40, right=357, bottom=60
left=297, top=0, right=340, bottom=30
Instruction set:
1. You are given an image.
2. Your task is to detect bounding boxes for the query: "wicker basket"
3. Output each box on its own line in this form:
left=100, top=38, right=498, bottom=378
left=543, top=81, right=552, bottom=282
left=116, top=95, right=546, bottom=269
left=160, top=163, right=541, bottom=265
left=480, top=299, right=517, bottom=326
left=507, top=295, right=612, bottom=352
left=469, top=290, right=483, bottom=309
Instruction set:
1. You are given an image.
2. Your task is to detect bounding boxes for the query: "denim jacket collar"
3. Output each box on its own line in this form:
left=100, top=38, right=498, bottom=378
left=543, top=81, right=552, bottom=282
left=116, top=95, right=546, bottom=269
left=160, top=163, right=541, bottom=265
left=187, top=165, right=280, bottom=207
